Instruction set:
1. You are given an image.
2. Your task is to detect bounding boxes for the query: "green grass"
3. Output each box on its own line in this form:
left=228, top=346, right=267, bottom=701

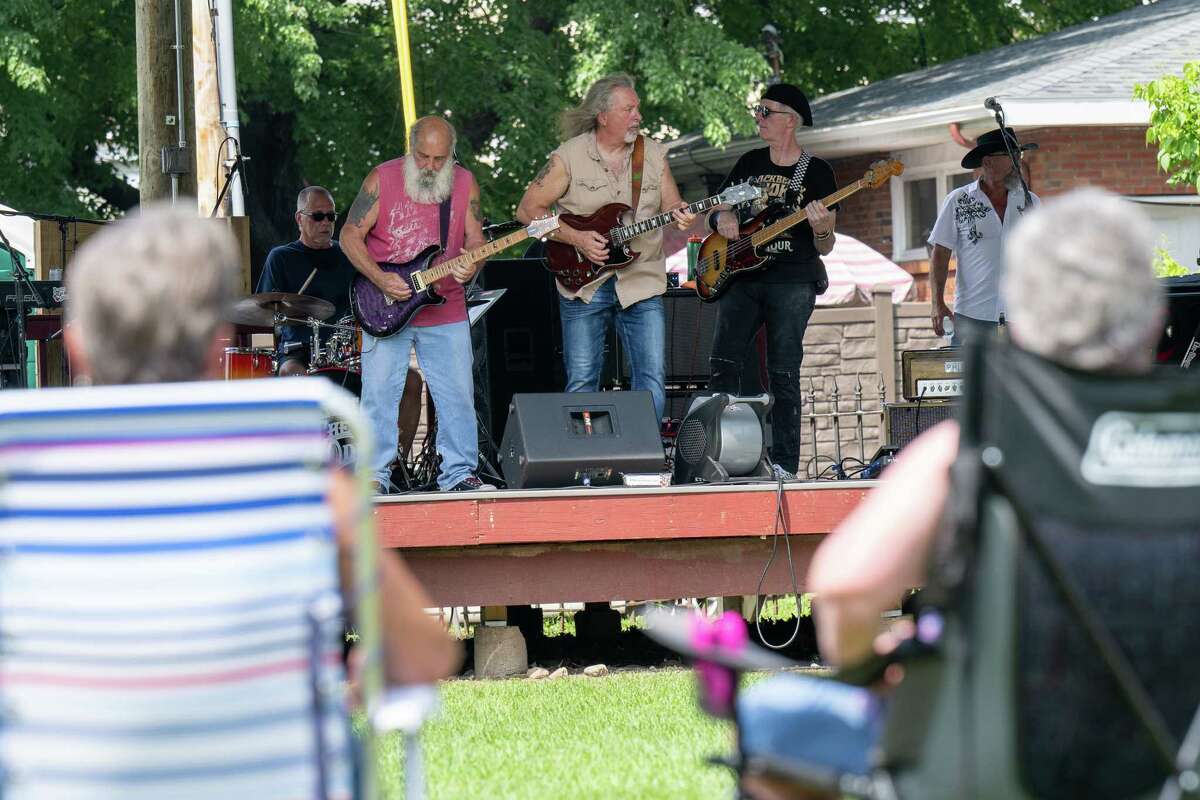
left=539, top=595, right=813, bottom=638
left=373, top=669, right=741, bottom=799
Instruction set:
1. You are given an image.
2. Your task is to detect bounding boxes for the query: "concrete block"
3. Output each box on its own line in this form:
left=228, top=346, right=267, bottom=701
left=841, top=337, right=879, bottom=359
left=802, top=352, right=840, bottom=368
left=804, top=325, right=843, bottom=344
left=474, top=625, right=528, bottom=679
left=842, top=323, right=876, bottom=338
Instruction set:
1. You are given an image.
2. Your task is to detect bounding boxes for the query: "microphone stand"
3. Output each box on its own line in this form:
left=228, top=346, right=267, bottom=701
left=210, top=141, right=249, bottom=218
left=987, top=100, right=1033, bottom=212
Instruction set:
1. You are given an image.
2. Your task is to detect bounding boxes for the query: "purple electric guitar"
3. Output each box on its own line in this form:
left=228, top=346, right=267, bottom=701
left=350, top=215, right=560, bottom=338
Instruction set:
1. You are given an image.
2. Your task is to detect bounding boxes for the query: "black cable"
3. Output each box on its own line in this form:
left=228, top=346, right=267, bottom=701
left=752, top=467, right=803, bottom=650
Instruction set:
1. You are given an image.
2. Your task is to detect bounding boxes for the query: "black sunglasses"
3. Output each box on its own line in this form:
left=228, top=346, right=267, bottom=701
left=751, top=104, right=796, bottom=119
left=301, top=211, right=337, bottom=222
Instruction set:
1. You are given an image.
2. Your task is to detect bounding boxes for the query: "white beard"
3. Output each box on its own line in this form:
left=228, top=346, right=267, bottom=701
left=404, top=155, right=455, bottom=204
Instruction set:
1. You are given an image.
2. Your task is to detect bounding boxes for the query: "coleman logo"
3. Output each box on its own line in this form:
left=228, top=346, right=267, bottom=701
left=1081, top=412, right=1200, bottom=487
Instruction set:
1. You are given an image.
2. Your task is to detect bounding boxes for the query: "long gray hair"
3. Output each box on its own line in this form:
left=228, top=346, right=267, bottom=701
left=559, top=74, right=636, bottom=141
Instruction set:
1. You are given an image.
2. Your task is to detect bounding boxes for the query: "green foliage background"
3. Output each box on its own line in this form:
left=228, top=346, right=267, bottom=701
left=0, top=0, right=1147, bottom=260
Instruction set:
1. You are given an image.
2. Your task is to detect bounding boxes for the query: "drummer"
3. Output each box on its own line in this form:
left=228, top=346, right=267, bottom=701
left=257, top=186, right=358, bottom=376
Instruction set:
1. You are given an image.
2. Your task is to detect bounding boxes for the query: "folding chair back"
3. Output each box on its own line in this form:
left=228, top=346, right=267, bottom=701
left=0, top=379, right=370, bottom=800
left=883, top=339, right=1200, bottom=800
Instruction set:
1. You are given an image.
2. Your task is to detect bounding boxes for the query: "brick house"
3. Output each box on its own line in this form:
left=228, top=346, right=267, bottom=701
left=669, top=0, right=1200, bottom=297
left=665, top=0, right=1199, bottom=467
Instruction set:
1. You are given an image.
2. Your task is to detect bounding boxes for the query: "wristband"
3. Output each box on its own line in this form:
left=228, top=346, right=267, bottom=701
left=814, top=230, right=832, bottom=241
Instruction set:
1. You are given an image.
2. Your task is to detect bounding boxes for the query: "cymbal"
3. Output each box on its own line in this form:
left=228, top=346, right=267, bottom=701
left=228, top=292, right=335, bottom=327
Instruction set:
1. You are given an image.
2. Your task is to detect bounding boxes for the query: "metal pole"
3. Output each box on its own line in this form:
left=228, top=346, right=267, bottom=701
left=171, top=0, right=188, bottom=205
left=214, top=0, right=244, bottom=215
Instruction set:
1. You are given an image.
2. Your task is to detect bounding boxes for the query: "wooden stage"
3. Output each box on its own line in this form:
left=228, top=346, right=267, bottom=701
left=373, top=481, right=874, bottom=608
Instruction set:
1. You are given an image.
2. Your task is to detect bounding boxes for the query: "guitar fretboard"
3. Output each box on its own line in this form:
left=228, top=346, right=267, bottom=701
left=750, top=179, right=867, bottom=248
left=414, top=229, right=531, bottom=289
left=610, top=196, right=725, bottom=244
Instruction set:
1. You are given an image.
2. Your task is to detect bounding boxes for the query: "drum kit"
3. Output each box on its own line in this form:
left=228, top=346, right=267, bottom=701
left=225, top=291, right=430, bottom=482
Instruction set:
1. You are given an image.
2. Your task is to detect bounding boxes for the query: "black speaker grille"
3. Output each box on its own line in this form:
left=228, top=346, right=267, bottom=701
left=885, top=401, right=957, bottom=450
left=677, top=417, right=709, bottom=464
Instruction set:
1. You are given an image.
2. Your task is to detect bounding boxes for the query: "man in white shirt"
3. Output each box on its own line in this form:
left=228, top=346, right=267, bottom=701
left=928, top=127, right=1040, bottom=344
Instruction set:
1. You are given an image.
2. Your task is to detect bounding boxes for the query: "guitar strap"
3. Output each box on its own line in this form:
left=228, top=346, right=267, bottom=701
left=438, top=195, right=452, bottom=250
left=629, top=135, right=646, bottom=212
left=786, top=151, right=812, bottom=204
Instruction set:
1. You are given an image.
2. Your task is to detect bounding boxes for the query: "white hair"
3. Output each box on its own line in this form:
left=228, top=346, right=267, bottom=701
left=66, top=203, right=241, bottom=384
left=1003, top=188, right=1164, bottom=373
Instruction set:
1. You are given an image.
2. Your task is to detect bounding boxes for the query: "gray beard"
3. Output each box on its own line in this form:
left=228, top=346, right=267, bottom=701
left=404, top=156, right=455, bottom=204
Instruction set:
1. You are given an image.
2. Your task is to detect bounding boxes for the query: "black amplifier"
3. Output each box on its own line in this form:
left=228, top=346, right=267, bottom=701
left=884, top=400, right=958, bottom=451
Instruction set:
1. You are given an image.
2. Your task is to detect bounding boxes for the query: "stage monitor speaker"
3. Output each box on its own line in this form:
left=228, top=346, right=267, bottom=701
left=672, top=393, right=774, bottom=485
left=499, top=391, right=665, bottom=489
left=884, top=400, right=958, bottom=451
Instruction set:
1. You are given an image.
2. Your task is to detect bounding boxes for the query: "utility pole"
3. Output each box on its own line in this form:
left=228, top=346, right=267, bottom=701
left=135, top=0, right=198, bottom=204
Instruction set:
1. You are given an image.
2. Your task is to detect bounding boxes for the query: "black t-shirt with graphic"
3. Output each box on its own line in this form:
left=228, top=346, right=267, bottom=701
left=717, top=147, right=839, bottom=284
left=256, top=240, right=357, bottom=355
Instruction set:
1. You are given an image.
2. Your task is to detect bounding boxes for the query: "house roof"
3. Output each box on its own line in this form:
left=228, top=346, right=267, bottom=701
left=671, top=0, right=1199, bottom=174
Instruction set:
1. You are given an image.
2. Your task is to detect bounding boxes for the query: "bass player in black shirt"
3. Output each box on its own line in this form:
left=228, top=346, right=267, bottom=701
left=704, top=83, right=838, bottom=478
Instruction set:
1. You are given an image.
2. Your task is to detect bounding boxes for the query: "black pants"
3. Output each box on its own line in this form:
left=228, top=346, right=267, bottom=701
left=708, top=280, right=817, bottom=474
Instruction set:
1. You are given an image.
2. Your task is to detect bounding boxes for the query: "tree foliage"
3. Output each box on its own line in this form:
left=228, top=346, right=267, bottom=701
left=1135, top=61, right=1200, bottom=194
left=0, top=0, right=1153, bottom=262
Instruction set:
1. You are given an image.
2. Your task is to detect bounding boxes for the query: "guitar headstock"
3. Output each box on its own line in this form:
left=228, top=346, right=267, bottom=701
left=864, top=159, right=904, bottom=188
left=718, top=181, right=763, bottom=206
left=526, top=214, right=561, bottom=241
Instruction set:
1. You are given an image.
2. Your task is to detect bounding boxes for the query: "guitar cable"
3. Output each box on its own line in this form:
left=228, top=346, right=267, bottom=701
left=751, top=466, right=803, bottom=650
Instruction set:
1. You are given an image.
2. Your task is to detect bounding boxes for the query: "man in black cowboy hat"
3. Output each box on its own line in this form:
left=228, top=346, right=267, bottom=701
left=703, top=83, right=838, bottom=478
left=929, top=126, right=1040, bottom=344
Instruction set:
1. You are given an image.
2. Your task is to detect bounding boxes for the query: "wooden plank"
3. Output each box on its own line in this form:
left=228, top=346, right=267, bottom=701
left=400, top=536, right=823, bottom=608
left=374, top=483, right=870, bottom=549
left=33, top=219, right=107, bottom=279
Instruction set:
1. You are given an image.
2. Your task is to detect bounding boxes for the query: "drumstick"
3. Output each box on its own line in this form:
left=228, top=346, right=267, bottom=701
left=297, top=267, right=319, bottom=295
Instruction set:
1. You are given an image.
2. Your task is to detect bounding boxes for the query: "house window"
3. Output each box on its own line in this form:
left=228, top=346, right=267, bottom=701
left=891, top=165, right=975, bottom=262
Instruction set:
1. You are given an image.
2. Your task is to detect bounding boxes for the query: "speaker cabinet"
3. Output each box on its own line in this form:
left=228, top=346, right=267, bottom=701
left=499, top=391, right=665, bottom=489
left=477, top=258, right=565, bottom=443
left=884, top=400, right=958, bottom=451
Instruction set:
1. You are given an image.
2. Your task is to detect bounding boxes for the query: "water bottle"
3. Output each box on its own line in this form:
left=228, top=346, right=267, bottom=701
left=686, top=235, right=703, bottom=283
left=943, top=315, right=955, bottom=340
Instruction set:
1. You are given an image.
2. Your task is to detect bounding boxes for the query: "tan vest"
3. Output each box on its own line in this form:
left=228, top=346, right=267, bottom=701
left=551, top=132, right=667, bottom=307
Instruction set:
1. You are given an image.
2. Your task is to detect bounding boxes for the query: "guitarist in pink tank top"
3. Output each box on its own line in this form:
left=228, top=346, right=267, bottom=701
left=340, top=116, right=494, bottom=493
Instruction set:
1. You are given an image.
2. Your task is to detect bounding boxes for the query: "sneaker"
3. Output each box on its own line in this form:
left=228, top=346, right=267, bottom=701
left=369, top=480, right=388, bottom=495
left=771, top=464, right=797, bottom=481
left=446, top=474, right=497, bottom=492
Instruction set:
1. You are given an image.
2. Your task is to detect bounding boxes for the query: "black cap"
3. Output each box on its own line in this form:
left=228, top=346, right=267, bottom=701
left=761, top=83, right=812, bottom=127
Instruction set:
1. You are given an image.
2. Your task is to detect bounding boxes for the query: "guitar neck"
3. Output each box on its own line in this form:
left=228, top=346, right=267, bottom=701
left=611, top=195, right=724, bottom=243
left=750, top=179, right=867, bottom=248
left=418, top=229, right=530, bottom=284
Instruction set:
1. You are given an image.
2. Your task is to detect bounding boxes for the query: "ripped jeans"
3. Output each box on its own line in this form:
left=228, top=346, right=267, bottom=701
left=708, top=280, right=816, bottom=474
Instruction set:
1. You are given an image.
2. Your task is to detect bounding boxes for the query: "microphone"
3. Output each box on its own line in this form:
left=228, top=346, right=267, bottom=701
left=984, top=97, right=1002, bottom=112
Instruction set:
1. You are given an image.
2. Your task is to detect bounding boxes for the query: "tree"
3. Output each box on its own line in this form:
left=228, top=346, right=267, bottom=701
left=1134, top=61, right=1200, bottom=194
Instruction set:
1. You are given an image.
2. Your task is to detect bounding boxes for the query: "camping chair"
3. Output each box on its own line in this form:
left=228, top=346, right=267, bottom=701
left=653, top=336, right=1200, bottom=800
left=0, top=378, right=418, bottom=799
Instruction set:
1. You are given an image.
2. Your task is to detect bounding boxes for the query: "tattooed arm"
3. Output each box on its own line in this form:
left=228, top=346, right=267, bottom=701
left=451, top=174, right=487, bottom=284
left=339, top=168, right=411, bottom=301
left=516, top=153, right=607, bottom=264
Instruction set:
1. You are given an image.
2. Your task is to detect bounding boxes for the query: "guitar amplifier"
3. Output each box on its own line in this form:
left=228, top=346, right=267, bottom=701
left=884, top=400, right=958, bottom=451
left=901, top=348, right=964, bottom=401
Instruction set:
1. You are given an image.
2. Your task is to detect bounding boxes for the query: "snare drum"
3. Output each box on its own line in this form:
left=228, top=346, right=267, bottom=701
left=222, top=347, right=275, bottom=380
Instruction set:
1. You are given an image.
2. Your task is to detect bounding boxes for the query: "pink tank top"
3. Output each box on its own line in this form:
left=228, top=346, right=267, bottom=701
left=365, top=158, right=472, bottom=327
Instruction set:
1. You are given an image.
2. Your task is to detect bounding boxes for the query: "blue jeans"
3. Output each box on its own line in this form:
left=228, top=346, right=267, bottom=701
left=558, top=280, right=666, bottom=421
left=950, top=313, right=1001, bottom=346
left=361, top=320, right=478, bottom=490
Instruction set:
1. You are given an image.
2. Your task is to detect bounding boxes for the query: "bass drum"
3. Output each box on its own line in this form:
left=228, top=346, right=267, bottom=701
left=311, top=367, right=362, bottom=467
left=310, top=366, right=427, bottom=474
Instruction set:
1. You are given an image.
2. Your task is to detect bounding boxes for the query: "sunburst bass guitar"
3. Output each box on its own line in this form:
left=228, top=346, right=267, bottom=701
left=693, top=160, right=904, bottom=302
